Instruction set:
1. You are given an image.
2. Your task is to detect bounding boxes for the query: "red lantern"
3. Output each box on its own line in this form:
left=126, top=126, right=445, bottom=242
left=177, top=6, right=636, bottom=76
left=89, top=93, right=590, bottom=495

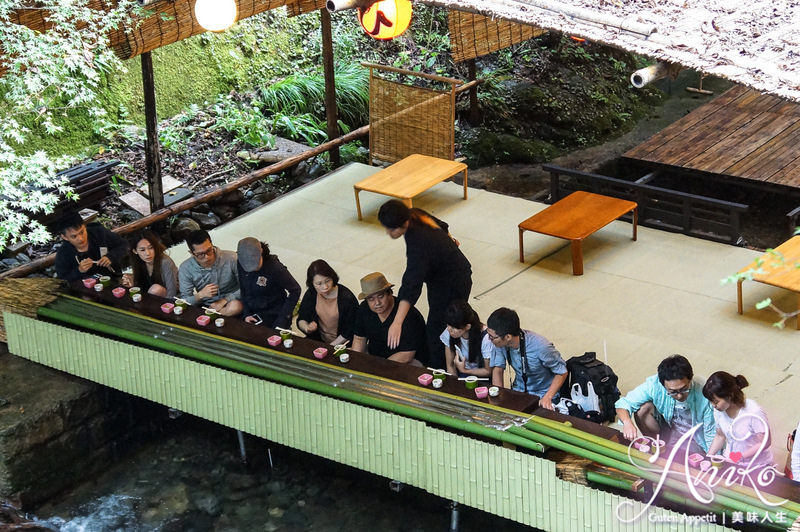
left=358, top=0, right=412, bottom=40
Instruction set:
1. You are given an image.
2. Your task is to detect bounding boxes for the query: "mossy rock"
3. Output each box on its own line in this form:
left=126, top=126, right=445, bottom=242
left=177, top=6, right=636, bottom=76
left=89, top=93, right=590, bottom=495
left=461, top=129, right=560, bottom=167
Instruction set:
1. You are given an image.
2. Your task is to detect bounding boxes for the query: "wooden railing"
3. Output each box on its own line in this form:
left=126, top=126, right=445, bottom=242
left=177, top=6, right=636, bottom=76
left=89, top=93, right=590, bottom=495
left=543, top=164, right=749, bottom=245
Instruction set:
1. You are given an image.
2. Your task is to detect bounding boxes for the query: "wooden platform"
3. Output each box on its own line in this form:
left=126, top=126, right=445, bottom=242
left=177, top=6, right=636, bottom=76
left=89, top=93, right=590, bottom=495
left=623, top=85, right=800, bottom=191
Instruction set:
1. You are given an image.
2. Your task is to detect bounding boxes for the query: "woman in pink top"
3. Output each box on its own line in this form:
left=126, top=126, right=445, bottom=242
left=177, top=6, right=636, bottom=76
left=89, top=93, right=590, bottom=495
left=702, top=371, right=774, bottom=470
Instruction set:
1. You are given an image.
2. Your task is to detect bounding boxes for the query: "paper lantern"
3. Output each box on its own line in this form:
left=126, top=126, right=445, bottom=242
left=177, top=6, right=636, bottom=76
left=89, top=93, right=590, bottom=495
left=194, top=0, right=237, bottom=32
left=358, top=0, right=412, bottom=40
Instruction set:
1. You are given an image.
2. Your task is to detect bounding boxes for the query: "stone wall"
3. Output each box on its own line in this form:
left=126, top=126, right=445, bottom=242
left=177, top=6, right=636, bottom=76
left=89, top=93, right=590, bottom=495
left=0, top=344, right=160, bottom=508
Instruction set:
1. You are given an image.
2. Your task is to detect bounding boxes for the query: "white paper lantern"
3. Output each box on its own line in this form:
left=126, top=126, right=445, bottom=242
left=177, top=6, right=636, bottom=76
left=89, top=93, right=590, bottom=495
left=194, top=0, right=237, bottom=32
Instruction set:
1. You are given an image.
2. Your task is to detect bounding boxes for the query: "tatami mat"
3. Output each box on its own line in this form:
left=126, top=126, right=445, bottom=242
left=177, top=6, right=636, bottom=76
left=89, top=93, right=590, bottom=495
left=168, top=162, right=799, bottom=466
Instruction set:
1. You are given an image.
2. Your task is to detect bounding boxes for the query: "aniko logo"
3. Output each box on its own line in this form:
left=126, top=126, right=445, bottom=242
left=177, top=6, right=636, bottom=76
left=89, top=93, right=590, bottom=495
left=615, top=419, right=785, bottom=524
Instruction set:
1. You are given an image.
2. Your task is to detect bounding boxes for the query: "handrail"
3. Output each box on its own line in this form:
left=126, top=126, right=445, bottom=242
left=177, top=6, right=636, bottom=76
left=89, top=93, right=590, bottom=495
left=361, top=61, right=464, bottom=85
left=1, top=124, right=369, bottom=280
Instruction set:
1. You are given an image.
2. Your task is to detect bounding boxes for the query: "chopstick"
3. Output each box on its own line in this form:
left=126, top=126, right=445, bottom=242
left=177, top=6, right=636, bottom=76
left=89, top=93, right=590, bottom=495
left=76, top=256, right=115, bottom=273
left=201, top=306, right=220, bottom=315
left=458, top=377, right=489, bottom=380
left=427, top=367, right=452, bottom=375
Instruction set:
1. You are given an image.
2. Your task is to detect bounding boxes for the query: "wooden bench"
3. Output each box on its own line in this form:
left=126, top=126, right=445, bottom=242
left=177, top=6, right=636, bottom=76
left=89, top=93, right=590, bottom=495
left=736, top=235, right=800, bottom=329
left=353, top=154, right=467, bottom=220
left=518, top=191, right=638, bottom=275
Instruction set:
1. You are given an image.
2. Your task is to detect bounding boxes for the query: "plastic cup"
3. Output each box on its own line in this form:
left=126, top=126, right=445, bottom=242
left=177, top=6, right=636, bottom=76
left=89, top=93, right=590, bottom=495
left=94, top=283, right=103, bottom=292
left=280, top=330, right=292, bottom=341
left=215, top=318, right=225, bottom=327
left=488, top=386, right=500, bottom=397
left=464, top=376, right=478, bottom=390
left=432, top=378, right=443, bottom=389
left=283, top=339, right=293, bottom=349
left=99, top=276, right=111, bottom=287
left=338, top=353, right=350, bottom=363
left=174, top=298, right=188, bottom=308
left=132, top=293, right=142, bottom=303
left=432, top=369, right=447, bottom=383
left=129, top=286, right=141, bottom=296
left=173, top=305, right=183, bottom=315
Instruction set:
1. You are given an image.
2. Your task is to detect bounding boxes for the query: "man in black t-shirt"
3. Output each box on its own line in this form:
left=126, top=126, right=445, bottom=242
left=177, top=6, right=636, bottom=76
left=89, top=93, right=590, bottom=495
left=352, top=272, right=427, bottom=365
left=54, top=211, right=128, bottom=283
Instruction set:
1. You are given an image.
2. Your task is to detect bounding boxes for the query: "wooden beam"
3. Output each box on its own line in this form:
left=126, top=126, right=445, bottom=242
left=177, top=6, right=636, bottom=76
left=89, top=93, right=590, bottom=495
left=141, top=51, right=164, bottom=213
left=1, top=125, right=370, bottom=280
left=320, top=8, right=340, bottom=166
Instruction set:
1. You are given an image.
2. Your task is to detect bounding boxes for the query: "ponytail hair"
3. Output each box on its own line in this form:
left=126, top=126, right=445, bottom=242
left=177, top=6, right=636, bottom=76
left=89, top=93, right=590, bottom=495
left=702, top=371, right=748, bottom=406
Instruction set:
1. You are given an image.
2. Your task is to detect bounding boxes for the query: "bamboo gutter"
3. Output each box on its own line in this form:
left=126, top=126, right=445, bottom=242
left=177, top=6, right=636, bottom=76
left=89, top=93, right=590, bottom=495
left=35, top=294, right=800, bottom=528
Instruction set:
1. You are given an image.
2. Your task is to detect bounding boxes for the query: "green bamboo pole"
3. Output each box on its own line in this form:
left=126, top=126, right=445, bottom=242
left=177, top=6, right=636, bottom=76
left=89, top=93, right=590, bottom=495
left=37, top=306, right=545, bottom=453
left=507, top=425, right=795, bottom=529
left=585, top=470, right=640, bottom=492
left=525, top=416, right=800, bottom=517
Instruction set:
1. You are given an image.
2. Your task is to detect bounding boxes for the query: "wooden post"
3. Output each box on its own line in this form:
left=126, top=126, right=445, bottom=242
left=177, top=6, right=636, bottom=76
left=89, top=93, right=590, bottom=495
left=141, top=51, right=164, bottom=213
left=321, top=9, right=340, bottom=166
left=467, top=59, right=480, bottom=125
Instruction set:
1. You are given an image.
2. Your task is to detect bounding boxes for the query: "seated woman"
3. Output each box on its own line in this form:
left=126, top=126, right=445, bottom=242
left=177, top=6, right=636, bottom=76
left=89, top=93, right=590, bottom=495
left=121, top=230, right=178, bottom=297
left=237, top=237, right=301, bottom=329
left=441, top=300, right=491, bottom=378
left=703, top=371, right=775, bottom=470
left=296, top=259, right=358, bottom=346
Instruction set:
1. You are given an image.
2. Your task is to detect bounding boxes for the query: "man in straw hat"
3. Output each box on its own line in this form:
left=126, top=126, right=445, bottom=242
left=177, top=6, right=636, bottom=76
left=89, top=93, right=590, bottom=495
left=352, top=272, right=427, bottom=365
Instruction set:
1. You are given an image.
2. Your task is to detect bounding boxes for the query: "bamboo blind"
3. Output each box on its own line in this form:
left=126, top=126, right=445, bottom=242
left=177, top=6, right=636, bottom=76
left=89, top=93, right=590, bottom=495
left=448, top=9, right=545, bottom=63
left=369, top=73, right=456, bottom=164
left=287, top=0, right=327, bottom=17
left=5, top=312, right=732, bottom=532
left=8, top=0, right=291, bottom=62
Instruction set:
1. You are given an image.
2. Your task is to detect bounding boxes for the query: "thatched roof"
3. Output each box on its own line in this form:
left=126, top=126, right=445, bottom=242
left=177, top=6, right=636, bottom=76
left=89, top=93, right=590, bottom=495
left=424, top=0, right=800, bottom=103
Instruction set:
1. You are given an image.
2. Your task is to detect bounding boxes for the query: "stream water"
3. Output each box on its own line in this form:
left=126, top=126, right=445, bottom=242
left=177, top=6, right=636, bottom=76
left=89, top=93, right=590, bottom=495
left=31, top=415, right=536, bottom=531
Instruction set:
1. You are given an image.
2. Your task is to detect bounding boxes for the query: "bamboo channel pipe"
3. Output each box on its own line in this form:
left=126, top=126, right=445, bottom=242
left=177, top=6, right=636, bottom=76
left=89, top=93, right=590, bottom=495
left=36, top=303, right=545, bottom=454
left=511, top=424, right=799, bottom=527
left=1, top=124, right=369, bottom=280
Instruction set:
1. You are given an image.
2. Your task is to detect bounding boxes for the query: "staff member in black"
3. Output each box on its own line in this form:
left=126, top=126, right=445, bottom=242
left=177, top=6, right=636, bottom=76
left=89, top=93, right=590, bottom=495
left=377, top=199, right=472, bottom=368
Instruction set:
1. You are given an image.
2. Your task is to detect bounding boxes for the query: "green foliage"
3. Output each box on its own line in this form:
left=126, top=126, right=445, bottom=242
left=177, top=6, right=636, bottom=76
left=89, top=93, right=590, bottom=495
left=209, top=96, right=275, bottom=148
left=271, top=113, right=327, bottom=146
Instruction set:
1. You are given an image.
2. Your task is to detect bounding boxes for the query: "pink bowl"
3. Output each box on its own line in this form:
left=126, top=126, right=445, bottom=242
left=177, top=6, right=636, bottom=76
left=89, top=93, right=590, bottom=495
left=313, top=347, right=328, bottom=359
left=474, top=386, right=489, bottom=399
left=688, top=453, right=704, bottom=467
left=82, top=278, right=97, bottom=289
left=195, top=315, right=210, bottom=326
left=161, top=302, right=174, bottom=313
left=417, top=373, right=433, bottom=386
left=267, top=335, right=281, bottom=346
left=112, top=287, right=126, bottom=298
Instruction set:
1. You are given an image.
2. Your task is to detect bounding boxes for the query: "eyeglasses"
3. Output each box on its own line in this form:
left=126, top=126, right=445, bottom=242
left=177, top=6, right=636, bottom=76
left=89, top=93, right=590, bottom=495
left=192, top=246, right=217, bottom=259
left=666, top=386, right=691, bottom=397
left=487, top=331, right=502, bottom=341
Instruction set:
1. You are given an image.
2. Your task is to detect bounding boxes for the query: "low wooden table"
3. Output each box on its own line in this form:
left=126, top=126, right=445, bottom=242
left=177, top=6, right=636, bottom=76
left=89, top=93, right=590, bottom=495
left=736, top=235, right=800, bottom=329
left=518, top=191, right=638, bottom=275
left=354, top=154, right=468, bottom=220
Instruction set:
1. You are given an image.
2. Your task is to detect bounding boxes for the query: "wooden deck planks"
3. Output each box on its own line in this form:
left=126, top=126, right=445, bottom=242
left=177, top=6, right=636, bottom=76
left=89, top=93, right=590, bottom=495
left=623, top=86, right=800, bottom=191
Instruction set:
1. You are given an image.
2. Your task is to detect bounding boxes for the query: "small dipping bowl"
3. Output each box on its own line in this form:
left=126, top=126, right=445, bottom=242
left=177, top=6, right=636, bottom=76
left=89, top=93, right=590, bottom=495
left=699, top=460, right=711, bottom=472
left=94, top=283, right=104, bottom=292
left=112, top=287, right=126, bottom=298
left=474, top=386, right=489, bottom=399
left=283, top=339, right=293, bottom=349
left=418, top=373, right=433, bottom=386
left=215, top=318, right=225, bottom=327
left=129, top=286, right=141, bottom=296
left=82, top=278, right=97, bottom=289
left=131, top=293, right=142, bottom=303
left=464, top=376, right=479, bottom=390
left=313, top=347, right=328, bottom=359
left=432, top=378, right=443, bottom=389
left=338, top=353, right=350, bottom=363
left=710, top=456, right=724, bottom=469
left=488, top=386, right=500, bottom=397
left=267, top=335, right=281, bottom=346
left=99, top=276, right=111, bottom=287
left=196, top=315, right=210, bottom=326
left=161, top=302, right=175, bottom=313
left=172, top=305, right=183, bottom=315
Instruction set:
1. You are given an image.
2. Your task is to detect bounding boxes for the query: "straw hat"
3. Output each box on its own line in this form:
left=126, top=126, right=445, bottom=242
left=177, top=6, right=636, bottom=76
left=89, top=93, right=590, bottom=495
left=358, top=272, right=394, bottom=300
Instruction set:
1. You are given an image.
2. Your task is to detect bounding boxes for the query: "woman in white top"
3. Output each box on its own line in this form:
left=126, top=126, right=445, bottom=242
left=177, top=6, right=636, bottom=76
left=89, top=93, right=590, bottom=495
left=702, top=371, right=774, bottom=470
left=440, top=300, right=491, bottom=378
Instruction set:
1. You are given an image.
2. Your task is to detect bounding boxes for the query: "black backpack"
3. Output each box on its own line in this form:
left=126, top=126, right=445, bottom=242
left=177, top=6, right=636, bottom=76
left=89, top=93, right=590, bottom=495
left=560, top=352, right=620, bottom=423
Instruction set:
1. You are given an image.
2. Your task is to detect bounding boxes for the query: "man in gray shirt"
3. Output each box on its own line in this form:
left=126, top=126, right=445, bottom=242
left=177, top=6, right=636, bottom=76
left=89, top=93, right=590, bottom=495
left=178, top=230, right=243, bottom=317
